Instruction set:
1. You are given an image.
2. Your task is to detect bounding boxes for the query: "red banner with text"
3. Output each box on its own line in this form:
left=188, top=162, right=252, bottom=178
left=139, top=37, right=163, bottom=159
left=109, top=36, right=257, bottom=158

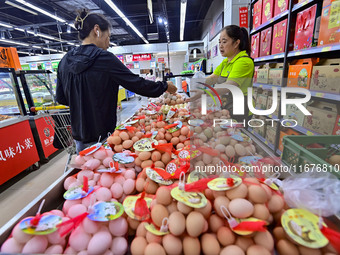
left=239, top=7, right=249, bottom=28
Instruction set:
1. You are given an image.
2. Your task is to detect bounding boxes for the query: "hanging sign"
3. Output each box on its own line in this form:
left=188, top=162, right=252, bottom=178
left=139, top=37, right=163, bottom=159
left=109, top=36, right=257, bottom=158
left=239, top=7, right=248, bottom=28
left=133, top=54, right=152, bottom=61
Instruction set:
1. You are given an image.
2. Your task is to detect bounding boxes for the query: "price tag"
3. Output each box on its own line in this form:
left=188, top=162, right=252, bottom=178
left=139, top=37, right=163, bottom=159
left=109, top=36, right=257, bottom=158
left=265, top=140, right=268, bottom=145
left=260, top=58, right=265, bottom=61
left=315, top=92, right=324, bottom=98
left=295, top=51, right=302, bottom=56
left=321, top=46, right=331, bottom=52
left=306, top=131, right=314, bottom=136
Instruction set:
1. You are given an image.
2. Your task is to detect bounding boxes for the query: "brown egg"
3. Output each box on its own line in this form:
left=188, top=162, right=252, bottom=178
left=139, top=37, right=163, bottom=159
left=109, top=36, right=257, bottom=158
left=209, top=214, right=224, bottom=233
left=139, top=151, right=152, bottom=161
left=172, top=130, right=181, bottom=137
left=170, top=137, right=179, bottom=146
left=119, top=131, right=129, bottom=141
left=217, top=226, right=236, bottom=246
left=204, top=188, right=214, bottom=200
left=220, top=245, right=245, bottom=255
left=122, top=139, right=133, bottom=149
left=145, top=126, right=151, bottom=131
left=167, top=201, right=178, bottom=214
left=235, top=144, right=246, bottom=157
left=183, top=236, right=200, bottom=255
left=186, top=211, right=205, bottom=237
left=151, top=204, right=169, bottom=227
left=225, top=145, right=236, bottom=158
left=127, top=216, right=140, bottom=230
left=113, top=130, right=120, bottom=136
left=131, top=237, right=148, bottom=255
left=273, top=226, right=286, bottom=241
left=179, top=135, right=187, bottom=143
left=154, top=161, right=165, bottom=168
left=151, top=151, right=162, bottom=162
left=136, top=222, right=147, bottom=237
left=135, top=132, right=144, bottom=139
left=267, top=195, right=284, bottom=213
left=168, top=211, right=186, bottom=236
left=253, top=230, right=274, bottom=251
left=235, top=236, right=254, bottom=251
left=145, top=178, right=159, bottom=194
left=146, top=231, right=163, bottom=244
left=156, top=186, right=172, bottom=206
left=194, top=200, right=212, bottom=219
left=114, top=144, right=123, bottom=152
left=135, top=157, right=142, bottom=167
left=228, top=198, right=254, bottom=218
left=162, top=234, right=182, bottom=255
left=144, top=242, right=166, bottom=255
left=201, top=233, right=221, bottom=255
left=141, top=160, right=153, bottom=169
left=276, top=239, right=299, bottom=255
left=158, top=139, right=167, bottom=144
left=243, top=178, right=260, bottom=185
left=214, top=196, right=230, bottom=218
left=298, top=246, right=322, bottom=255
left=226, top=183, right=248, bottom=200
left=131, top=136, right=139, bottom=143
left=136, top=178, right=145, bottom=192
left=176, top=143, right=185, bottom=150
left=177, top=202, right=193, bottom=215
left=181, top=126, right=189, bottom=136
left=110, top=135, right=122, bottom=145
left=247, top=245, right=271, bottom=255
left=161, top=153, right=171, bottom=165
left=252, top=204, right=270, bottom=221
left=248, top=185, right=268, bottom=204
left=260, top=184, right=272, bottom=200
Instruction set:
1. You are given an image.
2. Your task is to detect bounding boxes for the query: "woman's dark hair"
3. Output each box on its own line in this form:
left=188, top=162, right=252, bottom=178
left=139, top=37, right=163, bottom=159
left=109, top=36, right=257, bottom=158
left=222, top=25, right=251, bottom=56
left=149, top=69, right=153, bottom=75
left=74, top=9, right=110, bottom=40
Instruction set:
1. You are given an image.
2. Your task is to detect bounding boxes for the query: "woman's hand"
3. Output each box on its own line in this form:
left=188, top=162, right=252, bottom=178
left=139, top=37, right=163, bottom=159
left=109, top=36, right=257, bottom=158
left=166, top=81, right=177, bottom=94
left=186, top=89, right=203, bottom=102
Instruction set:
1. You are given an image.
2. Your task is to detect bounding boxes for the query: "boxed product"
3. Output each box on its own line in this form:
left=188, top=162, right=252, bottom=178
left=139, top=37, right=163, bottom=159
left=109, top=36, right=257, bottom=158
left=287, top=58, right=319, bottom=89
left=274, top=0, right=288, bottom=17
left=318, top=0, right=340, bottom=46
left=279, top=128, right=300, bottom=151
left=268, top=63, right=284, bottom=86
left=256, top=64, right=271, bottom=83
left=294, top=4, right=321, bottom=50
left=253, top=0, right=263, bottom=29
left=255, top=93, right=268, bottom=110
left=254, top=66, right=260, bottom=83
left=251, top=33, right=260, bottom=59
left=333, top=115, right=340, bottom=135
left=284, top=98, right=307, bottom=126
left=266, top=93, right=280, bottom=117
left=310, top=58, right=340, bottom=94
left=262, top=0, right=274, bottom=24
left=253, top=115, right=267, bottom=137
left=303, top=101, right=339, bottom=135
left=260, top=27, right=272, bottom=57
left=272, top=19, right=288, bottom=55
left=252, top=87, right=259, bottom=100
left=266, top=126, right=277, bottom=145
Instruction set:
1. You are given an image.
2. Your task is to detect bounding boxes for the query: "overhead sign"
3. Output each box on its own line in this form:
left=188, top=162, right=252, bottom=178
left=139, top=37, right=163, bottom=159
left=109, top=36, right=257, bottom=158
left=239, top=7, right=248, bottom=28
left=133, top=54, right=152, bottom=61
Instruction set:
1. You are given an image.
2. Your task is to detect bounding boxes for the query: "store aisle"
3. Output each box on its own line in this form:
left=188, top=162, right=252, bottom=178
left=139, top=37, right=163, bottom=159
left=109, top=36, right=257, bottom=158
left=0, top=97, right=144, bottom=229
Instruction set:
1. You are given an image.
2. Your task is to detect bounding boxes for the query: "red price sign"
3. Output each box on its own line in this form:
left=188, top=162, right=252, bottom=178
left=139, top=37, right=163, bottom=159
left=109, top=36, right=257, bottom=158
left=239, top=7, right=248, bottom=28
left=132, top=54, right=152, bottom=61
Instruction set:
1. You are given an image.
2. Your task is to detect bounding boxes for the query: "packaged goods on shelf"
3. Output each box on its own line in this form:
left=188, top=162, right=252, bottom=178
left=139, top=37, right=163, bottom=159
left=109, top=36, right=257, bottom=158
left=279, top=128, right=301, bottom=152
left=274, top=0, right=288, bottom=17
left=284, top=97, right=307, bottom=126
left=303, top=101, right=339, bottom=135
left=265, top=126, right=276, bottom=145
left=262, top=0, right=274, bottom=24
left=287, top=58, right=319, bottom=89
left=253, top=87, right=259, bottom=100
left=318, top=0, right=340, bottom=46
left=255, top=93, right=269, bottom=111
left=251, top=33, right=260, bottom=59
left=333, top=115, right=340, bottom=135
left=260, top=27, right=273, bottom=57
left=293, top=4, right=321, bottom=50
left=268, top=63, right=284, bottom=86
left=257, top=63, right=275, bottom=83
left=310, top=58, right=340, bottom=94
left=253, top=0, right=263, bottom=29
left=272, top=19, right=288, bottom=55
left=266, top=93, right=280, bottom=117
left=0, top=114, right=13, bottom=121
left=254, top=66, right=260, bottom=83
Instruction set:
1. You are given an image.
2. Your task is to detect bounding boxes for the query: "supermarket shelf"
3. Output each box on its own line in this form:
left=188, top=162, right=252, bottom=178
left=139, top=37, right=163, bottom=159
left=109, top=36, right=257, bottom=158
left=248, top=128, right=275, bottom=151
left=288, top=44, right=340, bottom=58
left=292, top=0, right=320, bottom=13
left=250, top=10, right=289, bottom=35
left=267, top=114, right=279, bottom=120
left=284, top=121, right=321, bottom=136
left=253, top=83, right=282, bottom=91
left=254, top=53, right=285, bottom=63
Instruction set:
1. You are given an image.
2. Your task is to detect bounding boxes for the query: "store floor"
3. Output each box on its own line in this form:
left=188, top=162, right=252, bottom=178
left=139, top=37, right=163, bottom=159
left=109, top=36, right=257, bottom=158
left=0, top=96, right=144, bottom=229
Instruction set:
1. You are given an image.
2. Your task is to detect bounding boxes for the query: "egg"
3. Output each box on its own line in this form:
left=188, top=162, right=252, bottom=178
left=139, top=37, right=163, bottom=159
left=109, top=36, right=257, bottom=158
left=127, top=217, right=140, bottom=230
left=136, top=223, right=147, bottom=237
left=194, top=200, right=212, bottom=219
left=156, top=186, right=172, bottom=205
left=141, top=160, right=153, bottom=169
left=235, top=236, right=254, bottom=251
left=95, top=187, right=112, bottom=201
left=124, top=169, right=136, bottom=179
left=276, top=239, right=299, bottom=255
left=114, top=145, right=123, bottom=152
left=45, top=245, right=64, bottom=254
left=110, top=136, right=122, bottom=145
left=267, top=194, right=284, bottom=213
left=186, top=211, right=205, bottom=237
left=260, top=184, right=273, bottom=200
left=220, top=245, right=245, bottom=255
left=247, top=245, right=271, bottom=255
left=298, top=246, right=322, bottom=255
left=135, top=177, right=145, bottom=193
left=68, top=226, right=91, bottom=251
left=181, top=126, right=189, bottom=136
left=139, top=151, right=152, bottom=161
left=82, top=217, right=100, bottom=234
left=68, top=204, right=87, bottom=218
left=114, top=175, right=126, bottom=186
left=183, top=236, right=200, bottom=255
left=145, top=178, right=159, bottom=194
left=201, top=233, right=221, bottom=255
left=151, top=204, right=169, bottom=227
left=22, top=235, right=48, bottom=254
left=214, top=196, right=230, bottom=218
left=12, top=223, right=31, bottom=244
left=109, top=217, right=128, bottom=237
left=162, top=234, right=182, bottom=255
left=100, top=173, right=114, bottom=188
left=177, top=201, right=193, bottom=214
left=64, top=176, right=77, bottom=190
left=122, top=179, right=135, bottom=194
left=167, top=201, right=178, bottom=214
left=202, top=154, right=213, bottom=164
left=161, top=153, right=171, bottom=165
left=165, top=133, right=172, bottom=141
left=235, top=144, right=246, bottom=156
left=225, top=145, right=236, bottom=158
left=217, top=226, right=236, bottom=246
left=144, top=243, right=166, bottom=255
left=252, top=204, right=270, bottom=221
left=228, top=198, right=254, bottom=218
left=0, top=237, right=23, bottom=253
left=122, top=139, right=133, bottom=149
left=273, top=226, right=286, bottom=241
left=151, top=151, right=162, bottom=162
left=64, top=246, right=77, bottom=254
left=170, top=137, right=180, bottom=146
left=146, top=231, right=163, bottom=244
left=88, top=230, right=112, bottom=255
left=248, top=185, right=268, bottom=203
left=226, top=183, right=248, bottom=199
left=209, top=214, right=224, bottom=233
left=119, top=132, right=129, bottom=141
left=253, top=230, right=274, bottom=251
left=111, top=237, right=128, bottom=255
left=135, top=132, right=144, bottom=139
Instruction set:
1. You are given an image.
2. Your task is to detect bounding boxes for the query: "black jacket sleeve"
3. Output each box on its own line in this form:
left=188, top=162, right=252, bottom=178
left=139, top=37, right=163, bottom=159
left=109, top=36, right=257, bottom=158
left=95, top=52, right=168, bottom=97
left=56, top=64, right=69, bottom=106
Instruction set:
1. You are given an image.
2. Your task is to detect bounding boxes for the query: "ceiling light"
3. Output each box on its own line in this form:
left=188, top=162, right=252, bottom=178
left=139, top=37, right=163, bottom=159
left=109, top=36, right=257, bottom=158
left=6, top=30, right=12, bottom=39
left=158, top=17, right=163, bottom=24
left=0, top=21, right=13, bottom=28
left=17, top=51, right=31, bottom=55
left=180, top=0, right=187, bottom=41
left=164, top=20, right=168, bottom=25
left=104, top=0, right=149, bottom=44
left=1, top=32, right=5, bottom=39
left=110, top=42, right=117, bottom=46
left=14, top=27, right=24, bottom=32
left=33, top=27, right=38, bottom=36
left=43, top=47, right=59, bottom=52
left=13, top=0, right=66, bottom=22
left=67, top=26, right=71, bottom=33
left=67, top=42, right=75, bottom=46
left=57, top=24, right=62, bottom=34
left=32, top=45, right=40, bottom=49
left=0, top=38, right=29, bottom=46
left=5, top=0, right=38, bottom=15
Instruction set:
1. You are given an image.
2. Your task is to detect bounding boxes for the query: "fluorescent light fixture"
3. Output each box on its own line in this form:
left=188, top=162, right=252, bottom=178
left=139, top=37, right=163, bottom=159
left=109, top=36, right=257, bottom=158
left=32, top=45, right=41, bottom=49
left=1, top=32, right=5, bottom=39
left=67, top=42, right=75, bottom=46
left=104, top=0, right=149, bottom=44
left=180, top=0, right=187, bottom=41
left=158, top=17, right=163, bottom=24
left=110, top=42, right=117, bottom=46
left=67, top=26, right=71, bottom=33
left=15, top=27, right=65, bottom=42
left=43, top=47, right=59, bottom=52
left=164, top=20, right=168, bottom=25
left=0, top=21, right=13, bottom=28
left=13, top=0, right=66, bottom=22
left=14, top=27, right=24, bottom=32
left=0, top=38, right=29, bottom=46
left=5, top=0, right=38, bottom=15
left=17, top=51, right=31, bottom=55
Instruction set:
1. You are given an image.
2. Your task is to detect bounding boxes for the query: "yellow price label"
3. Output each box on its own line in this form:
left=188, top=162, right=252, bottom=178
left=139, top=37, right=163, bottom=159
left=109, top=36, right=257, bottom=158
left=306, top=131, right=314, bottom=136
left=321, top=46, right=331, bottom=52
left=265, top=140, right=268, bottom=145
left=295, top=51, right=302, bottom=56
left=315, top=92, right=324, bottom=97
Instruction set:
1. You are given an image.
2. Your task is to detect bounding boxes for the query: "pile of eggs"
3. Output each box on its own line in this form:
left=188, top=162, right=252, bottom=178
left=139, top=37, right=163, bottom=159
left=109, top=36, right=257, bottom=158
left=153, top=92, right=186, bottom=106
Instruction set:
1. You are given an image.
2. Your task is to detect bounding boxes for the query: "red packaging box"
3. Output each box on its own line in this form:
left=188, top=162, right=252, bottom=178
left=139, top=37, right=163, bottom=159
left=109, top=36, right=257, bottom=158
left=262, top=0, right=274, bottom=24
left=253, top=0, right=263, bottom=29
left=272, top=19, right=287, bottom=55
left=294, top=4, right=320, bottom=50
left=260, top=27, right=272, bottom=57
left=318, top=0, right=340, bottom=46
left=333, top=115, right=340, bottom=135
left=251, top=33, right=261, bottom=58
left=274, top=0, right=288, bottom=17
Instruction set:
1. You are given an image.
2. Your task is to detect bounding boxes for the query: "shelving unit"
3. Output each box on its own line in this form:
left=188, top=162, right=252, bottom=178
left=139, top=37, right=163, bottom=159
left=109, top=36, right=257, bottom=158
left=248, top=0, right=340, bottom=156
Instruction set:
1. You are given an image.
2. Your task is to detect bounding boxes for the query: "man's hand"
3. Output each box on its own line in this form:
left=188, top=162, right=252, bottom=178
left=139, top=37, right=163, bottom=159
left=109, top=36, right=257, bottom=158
left=166, top=81, right=177, bottom=94
left=186, top=89, right=203, bottom=102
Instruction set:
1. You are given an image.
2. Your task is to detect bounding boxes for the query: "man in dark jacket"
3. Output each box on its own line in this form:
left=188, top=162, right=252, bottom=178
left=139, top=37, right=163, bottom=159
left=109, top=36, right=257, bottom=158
left=56, top=10, right=176, bottom=153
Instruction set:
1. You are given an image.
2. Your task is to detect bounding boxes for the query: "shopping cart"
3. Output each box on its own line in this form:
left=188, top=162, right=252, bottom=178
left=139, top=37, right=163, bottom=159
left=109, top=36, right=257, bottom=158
left=31, top=105, right=76, bottom=172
